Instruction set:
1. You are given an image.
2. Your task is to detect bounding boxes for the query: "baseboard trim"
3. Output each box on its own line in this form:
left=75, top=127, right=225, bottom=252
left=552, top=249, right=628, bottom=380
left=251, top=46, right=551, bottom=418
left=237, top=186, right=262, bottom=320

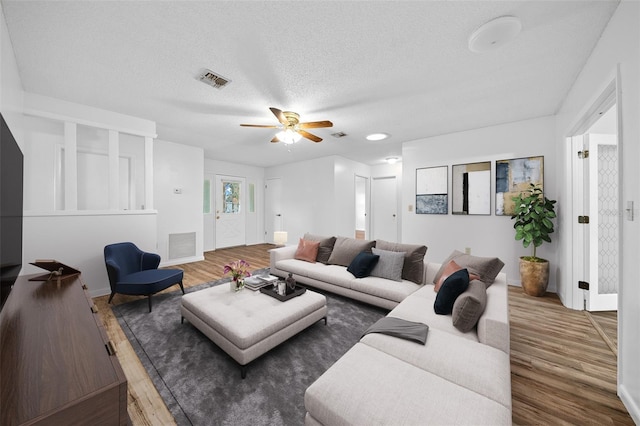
left=619, top=384, right=640, bottom=424
left=160, top=255, right=205, bottom=268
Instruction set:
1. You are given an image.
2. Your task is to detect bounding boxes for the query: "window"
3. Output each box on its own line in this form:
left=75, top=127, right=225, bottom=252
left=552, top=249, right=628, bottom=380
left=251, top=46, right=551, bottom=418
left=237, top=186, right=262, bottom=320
left=222, top=180, right=241, bottom=213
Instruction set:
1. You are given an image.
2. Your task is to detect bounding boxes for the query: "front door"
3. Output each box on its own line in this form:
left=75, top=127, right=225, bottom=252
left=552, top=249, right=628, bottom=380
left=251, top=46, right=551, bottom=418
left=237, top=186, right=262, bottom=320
left=215, top=175, right=246, bottom=249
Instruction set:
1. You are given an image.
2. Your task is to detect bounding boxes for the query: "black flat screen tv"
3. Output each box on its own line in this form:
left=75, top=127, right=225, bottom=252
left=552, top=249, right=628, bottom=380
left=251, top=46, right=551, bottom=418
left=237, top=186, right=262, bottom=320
left=0, top=113, right=23, bottom=309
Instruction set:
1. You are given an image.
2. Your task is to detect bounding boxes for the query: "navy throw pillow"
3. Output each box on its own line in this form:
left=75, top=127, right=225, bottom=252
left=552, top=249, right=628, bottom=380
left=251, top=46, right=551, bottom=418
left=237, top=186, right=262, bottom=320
left=434, top=268, right=470, bottom=315
left=347, top=252, right=380, bottom=278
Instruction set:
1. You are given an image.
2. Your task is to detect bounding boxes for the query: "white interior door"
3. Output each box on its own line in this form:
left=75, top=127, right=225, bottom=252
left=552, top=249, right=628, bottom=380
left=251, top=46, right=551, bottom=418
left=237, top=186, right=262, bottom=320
left=572, top=133, right=619, bottom=311
left=371, top=176, right=397, bottom=242
left=265, top=177, right=283, bottom=244
left=215, top=175, right=246, bottom=249
left=203, top=173, right=214, bottom=251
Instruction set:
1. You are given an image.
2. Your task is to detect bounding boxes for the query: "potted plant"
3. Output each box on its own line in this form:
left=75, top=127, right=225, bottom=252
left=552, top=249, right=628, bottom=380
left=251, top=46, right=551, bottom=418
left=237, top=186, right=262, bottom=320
left=511, top=183, right=557, bottom=296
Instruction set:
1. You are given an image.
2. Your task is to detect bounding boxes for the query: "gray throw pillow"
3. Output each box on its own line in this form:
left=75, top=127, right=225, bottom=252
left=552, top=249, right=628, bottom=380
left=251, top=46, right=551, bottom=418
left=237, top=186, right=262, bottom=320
left=433, top=250, right=504, bottom=287
left=303, top=233, right=337, bottom=264
left=452, top=280, right=487, bottom=332
left=327, top=237, right=376, bottom=267
left=375, top=240, right=427, bottom=284
left=370, top=248, right=405, bottom=281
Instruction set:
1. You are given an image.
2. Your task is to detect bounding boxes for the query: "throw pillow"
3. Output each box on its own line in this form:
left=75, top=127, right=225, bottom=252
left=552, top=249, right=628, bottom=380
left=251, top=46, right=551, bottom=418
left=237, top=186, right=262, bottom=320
left=370, top=248, right=405, bottom=281
left=328, top=237, right=376, bottom=267
left=452, top=280, right=488, bottom=332
left=434, top=259, right=480, bottom=292
left=347, top=252, right=380, bottom=278
left=303, top=233, right=337, bottom=264
left=433, top=250, right=504, bottom=287
left=375, top=240, right=428, bottom=284
left=434, top=268, right=470, bottom=315
left=293, top=238, right=320, bottom=263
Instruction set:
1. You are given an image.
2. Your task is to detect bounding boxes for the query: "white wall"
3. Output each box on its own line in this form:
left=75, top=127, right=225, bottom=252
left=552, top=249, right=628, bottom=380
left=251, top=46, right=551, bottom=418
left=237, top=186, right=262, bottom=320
left=204, top=159, right=265, bottom=247
left=154, top=139, right=204, bottom=265
left=555, top=1, right=640, bottom=421
left=22, top=212, right=157, bottom=296
left=401, top=116, right=558, bottom=289
left=0, top=2, right=24, bottom=142
left=265, top=156, right=335, bottom=242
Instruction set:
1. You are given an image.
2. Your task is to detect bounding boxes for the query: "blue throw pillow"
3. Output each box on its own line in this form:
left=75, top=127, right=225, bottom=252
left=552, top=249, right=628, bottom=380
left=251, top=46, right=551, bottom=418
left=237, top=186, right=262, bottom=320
left=434, top=268, right=470, bottom=315
left=347, top=252, right=380, bottom=278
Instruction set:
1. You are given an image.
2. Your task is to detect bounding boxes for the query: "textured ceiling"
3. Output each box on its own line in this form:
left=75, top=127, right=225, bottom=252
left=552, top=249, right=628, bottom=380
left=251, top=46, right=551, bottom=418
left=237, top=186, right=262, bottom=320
left=1, top=1, right=619, bottom=167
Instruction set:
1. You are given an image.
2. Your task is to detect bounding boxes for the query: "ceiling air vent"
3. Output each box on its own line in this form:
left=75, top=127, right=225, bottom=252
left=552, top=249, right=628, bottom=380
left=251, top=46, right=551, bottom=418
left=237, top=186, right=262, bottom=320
left=331, top=132, right=347, bottom=138
left=197, top=69, right=231, bottom=89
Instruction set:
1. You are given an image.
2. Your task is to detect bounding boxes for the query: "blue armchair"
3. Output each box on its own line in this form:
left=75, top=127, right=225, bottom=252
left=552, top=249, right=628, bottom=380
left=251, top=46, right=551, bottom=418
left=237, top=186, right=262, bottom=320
left=104, top=242, right=184, bottom=312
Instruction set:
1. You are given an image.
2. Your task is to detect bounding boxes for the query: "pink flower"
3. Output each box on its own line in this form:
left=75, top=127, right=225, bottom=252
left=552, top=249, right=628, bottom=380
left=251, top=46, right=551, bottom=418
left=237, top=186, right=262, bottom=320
left=223, top=259, right=251, bottom=280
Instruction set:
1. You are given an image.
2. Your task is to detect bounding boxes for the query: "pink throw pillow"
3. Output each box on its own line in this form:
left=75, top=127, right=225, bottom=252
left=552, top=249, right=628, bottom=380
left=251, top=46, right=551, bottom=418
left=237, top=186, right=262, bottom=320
left=294, top=238, right=320, bottom=263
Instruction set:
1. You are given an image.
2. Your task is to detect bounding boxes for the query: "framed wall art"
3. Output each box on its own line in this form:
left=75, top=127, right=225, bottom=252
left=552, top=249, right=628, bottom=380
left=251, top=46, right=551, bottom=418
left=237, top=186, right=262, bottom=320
left=495, top=156, right=544, bottom=216
left=416, top=166, right=448, bottom=214
left=452, top=161, right=491, bottom=215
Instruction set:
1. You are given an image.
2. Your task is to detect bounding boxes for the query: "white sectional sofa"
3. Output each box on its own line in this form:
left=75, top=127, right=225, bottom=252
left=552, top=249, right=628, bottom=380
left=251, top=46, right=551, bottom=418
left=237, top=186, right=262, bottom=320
left=269, top=237, right=512, bottom=425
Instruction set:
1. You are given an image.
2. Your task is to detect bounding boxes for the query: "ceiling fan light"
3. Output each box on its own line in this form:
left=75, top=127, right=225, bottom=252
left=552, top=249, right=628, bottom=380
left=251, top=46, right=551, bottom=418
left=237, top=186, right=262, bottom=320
left=277, top=129, right=302, bottom=145
left=366, top=133, right=389, bottom=141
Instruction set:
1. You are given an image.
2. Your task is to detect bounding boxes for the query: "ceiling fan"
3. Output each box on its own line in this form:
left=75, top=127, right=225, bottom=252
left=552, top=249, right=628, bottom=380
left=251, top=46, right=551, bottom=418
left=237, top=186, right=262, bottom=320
left=240, top=107, right=333, bottom=144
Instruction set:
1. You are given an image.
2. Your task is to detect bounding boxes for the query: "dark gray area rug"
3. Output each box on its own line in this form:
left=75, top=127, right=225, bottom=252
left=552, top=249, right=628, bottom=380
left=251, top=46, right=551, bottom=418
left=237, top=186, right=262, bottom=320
left=112, top=272, right=387, bottom=426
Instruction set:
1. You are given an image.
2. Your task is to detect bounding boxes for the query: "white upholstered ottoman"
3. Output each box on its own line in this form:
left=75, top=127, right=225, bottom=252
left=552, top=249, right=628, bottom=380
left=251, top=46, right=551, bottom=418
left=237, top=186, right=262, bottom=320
left=180, top=284, right=327, bottom=378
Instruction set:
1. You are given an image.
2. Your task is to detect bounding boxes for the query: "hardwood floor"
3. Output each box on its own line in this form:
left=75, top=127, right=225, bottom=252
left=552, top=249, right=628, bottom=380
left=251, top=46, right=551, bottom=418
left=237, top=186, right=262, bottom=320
left=94, top=244, right=633, bottom=425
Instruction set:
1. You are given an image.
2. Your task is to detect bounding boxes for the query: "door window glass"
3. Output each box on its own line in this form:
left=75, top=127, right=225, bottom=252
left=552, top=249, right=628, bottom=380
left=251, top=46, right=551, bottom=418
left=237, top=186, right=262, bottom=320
left=222, top=181, right=241, bottom=213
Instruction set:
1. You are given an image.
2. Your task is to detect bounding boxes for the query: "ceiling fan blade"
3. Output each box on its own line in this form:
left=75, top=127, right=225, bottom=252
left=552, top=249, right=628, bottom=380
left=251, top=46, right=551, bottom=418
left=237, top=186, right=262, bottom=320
left=298, top=130, right=322, bottom=143
left=298, top=120, right=333, bottom=129
left=269, top=107, right=289, bottom=126
left=270, top=136, right=280, bottom=143
left=240, top=124, right=280, bottom=128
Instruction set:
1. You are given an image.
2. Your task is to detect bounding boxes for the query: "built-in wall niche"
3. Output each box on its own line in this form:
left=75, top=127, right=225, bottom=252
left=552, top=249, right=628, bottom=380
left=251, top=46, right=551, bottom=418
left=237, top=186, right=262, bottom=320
left=54, top=126, right=146, bottom=211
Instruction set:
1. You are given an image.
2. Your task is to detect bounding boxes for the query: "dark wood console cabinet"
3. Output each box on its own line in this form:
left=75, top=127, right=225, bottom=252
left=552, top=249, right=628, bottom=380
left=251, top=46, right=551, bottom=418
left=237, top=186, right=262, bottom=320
left=1, top=274, right=128, bottom=425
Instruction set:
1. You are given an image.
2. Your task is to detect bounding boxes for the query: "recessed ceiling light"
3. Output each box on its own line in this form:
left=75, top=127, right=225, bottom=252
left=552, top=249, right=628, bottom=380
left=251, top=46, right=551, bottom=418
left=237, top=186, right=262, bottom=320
left=366, top=133, right=389, bottom=141
left=468, top=16, right=522, bottom=53
left=386, top=157, right=399, bottom=164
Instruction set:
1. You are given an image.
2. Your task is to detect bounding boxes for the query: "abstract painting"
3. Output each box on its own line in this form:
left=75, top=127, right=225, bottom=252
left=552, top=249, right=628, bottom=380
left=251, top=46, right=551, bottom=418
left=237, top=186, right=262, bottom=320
left=416, top=166, right=448, bottom=214
left=495, top=156, right=544, bottom=216
left=452, top=161, right=491, bottom=215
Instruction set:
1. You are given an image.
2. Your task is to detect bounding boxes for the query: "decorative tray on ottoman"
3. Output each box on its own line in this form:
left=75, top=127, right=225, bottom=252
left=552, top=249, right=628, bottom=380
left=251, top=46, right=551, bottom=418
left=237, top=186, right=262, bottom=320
left=260, top=285, right=306, bottom=302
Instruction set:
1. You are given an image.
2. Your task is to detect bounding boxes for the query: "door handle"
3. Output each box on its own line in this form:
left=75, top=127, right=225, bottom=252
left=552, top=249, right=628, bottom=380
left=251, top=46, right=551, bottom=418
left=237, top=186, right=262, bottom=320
left=216, top=216, right=220, bottom=219
left=392, top=214, right=396, bottom=217
left=276, top=214, right=282, bottom=217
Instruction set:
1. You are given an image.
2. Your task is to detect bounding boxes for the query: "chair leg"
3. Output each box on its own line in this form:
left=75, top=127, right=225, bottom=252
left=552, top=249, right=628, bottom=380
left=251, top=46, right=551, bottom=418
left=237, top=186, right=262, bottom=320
left=148, top=295, right=152, bottom=313
left=108, top=292, right=115, bottom=304
left=178, top=281, right=185, bottom=294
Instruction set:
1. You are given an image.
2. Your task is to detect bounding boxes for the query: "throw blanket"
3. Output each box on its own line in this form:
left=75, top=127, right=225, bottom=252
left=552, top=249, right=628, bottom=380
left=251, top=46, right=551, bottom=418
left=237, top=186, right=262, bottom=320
left=362, top=317, right=429, bottom=345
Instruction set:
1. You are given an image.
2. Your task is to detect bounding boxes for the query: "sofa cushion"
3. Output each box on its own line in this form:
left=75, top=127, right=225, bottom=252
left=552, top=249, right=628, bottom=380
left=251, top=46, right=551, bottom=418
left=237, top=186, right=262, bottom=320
left=434, top=269, right=470, bottom=315
left=388, top=286, right=479, bottom=342
left=452, top=280, right=487, bottom=332
left=350, top=276, right=420, bottom=303
left=360, top=330, right=512, bottom=409
left=433, top=250, right=505, bottom=286
left=375, top=240, right=427, bottom=284
left=347, top=252, right=380, bottom=278
left=434, top=259, right=480, bottom=292
left=370, top=248, right=405, bottom=281
left=303, top=233, right=337, bottom=264
left=328, top=237, right=375, bottom=267
left=304, top=342, right=512, bottom=426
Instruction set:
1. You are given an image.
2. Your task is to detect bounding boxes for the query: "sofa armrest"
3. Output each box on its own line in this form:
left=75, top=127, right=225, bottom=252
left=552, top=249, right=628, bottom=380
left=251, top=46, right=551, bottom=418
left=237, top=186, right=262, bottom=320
left=269, top=245, right=298, bottom=270
left=477, top=272, right=510, bottom=354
